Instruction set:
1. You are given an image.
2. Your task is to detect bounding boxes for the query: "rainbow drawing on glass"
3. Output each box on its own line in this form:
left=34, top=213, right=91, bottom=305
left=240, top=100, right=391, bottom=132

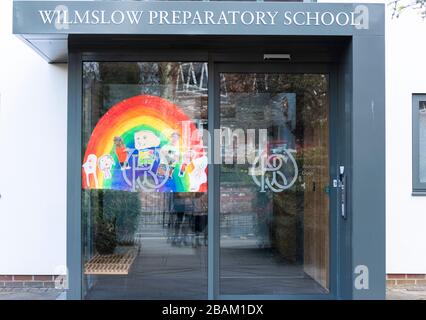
left=82, top=95, right=207, bottom=192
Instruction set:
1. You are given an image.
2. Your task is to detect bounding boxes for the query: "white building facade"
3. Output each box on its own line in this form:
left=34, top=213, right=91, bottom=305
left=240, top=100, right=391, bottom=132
left=0, top=0, right=424, bottom=297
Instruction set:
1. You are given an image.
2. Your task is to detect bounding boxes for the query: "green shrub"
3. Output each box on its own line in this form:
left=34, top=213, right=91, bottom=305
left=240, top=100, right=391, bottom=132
left=84, top=189, right=141, bottom=255
left=101, top=190, right=141, bottom=240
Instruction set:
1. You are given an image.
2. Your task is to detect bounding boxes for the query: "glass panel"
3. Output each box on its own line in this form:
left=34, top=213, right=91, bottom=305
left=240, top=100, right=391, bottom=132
left=82, top=62, right=208, bottom=299
left=419, top=100, right=426, bottom=183
left=219, top=73, right=330, bottom=295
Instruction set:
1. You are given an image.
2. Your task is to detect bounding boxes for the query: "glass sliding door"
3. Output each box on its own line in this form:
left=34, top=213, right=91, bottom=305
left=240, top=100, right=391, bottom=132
left=80, top=60, right=334, bottom=299
left=82, top=62, right=209, bottom=299
left=218, top=71, right=330, bottom=295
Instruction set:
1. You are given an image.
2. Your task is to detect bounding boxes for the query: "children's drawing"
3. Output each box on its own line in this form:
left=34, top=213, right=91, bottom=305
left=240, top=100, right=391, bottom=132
left=82, top=154, right=98, bottom=188
left=82, top=95, right=207, bottom=192
left=159, top=132, right=180, bottom=178
left=134, top=130, right=160, bottom=168
left=98, top=154, right=114, bottom=180
left=113, top=136, right=130, bottom=170
left=188, top=155, right=208, bottom=192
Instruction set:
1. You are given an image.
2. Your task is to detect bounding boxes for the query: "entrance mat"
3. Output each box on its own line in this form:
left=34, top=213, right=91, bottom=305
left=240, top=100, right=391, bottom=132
left=84, top=248, right=137, bottom=275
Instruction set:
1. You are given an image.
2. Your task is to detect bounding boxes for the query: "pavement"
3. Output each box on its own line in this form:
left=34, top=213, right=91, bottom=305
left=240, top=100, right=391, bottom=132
left=0, top=288, right=65, bottom=300
left=386, top=287, right=426, bottom=300
left=1, top=287, right=426, bottom=300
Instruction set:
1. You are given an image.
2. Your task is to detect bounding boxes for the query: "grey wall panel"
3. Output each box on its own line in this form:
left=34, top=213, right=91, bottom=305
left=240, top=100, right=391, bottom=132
left=351, top=34, right=386, bottom=299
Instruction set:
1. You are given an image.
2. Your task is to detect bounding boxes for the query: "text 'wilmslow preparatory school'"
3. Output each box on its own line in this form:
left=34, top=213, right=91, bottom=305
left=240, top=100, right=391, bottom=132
left=38, top=9, right=369, bottom=28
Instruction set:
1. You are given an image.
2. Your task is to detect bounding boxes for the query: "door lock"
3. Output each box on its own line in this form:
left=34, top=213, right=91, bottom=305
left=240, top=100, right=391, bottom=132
left=338, top=166, right=347, bottom=219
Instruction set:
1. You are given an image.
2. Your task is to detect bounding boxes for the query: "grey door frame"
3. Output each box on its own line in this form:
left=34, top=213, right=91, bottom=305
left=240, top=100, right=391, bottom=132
left=67, top=49, right=210, bottom=300
left=67, top=33, right=385, bottom=300
left=67, top=51, right=341, bottom=300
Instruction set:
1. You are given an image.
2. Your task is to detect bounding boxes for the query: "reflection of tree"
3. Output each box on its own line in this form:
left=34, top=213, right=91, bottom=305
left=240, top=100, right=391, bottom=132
left=83, top=62, right=100, bottom=84
left=222, top=73, right=328, bottom=150
left=84, top=62, right=208, bottom=121
left=158, top=62, right=179, bottom=99
left=220, top=73, right=329, bottom=264
left=389, top=0, right=426, bottom=18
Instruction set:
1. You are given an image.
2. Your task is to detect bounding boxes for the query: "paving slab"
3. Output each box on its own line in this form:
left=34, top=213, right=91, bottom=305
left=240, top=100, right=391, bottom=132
left=0, top=288, right=63, bottom=300
left=386, top=287, right=426, bottom=300
left=1, top=287, right=426, bottom=300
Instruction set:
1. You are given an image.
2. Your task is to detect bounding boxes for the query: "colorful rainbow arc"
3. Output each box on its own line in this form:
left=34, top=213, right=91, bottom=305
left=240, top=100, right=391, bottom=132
left=82, top=95, right=206, bottom=192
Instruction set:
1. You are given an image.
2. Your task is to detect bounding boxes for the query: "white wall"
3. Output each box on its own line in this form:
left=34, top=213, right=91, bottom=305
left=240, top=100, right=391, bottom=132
left=320, top=0, right=426, bottom=274
left=0, top=0, right=67, bottom=275
left=385, top=8, right=426, bottom=274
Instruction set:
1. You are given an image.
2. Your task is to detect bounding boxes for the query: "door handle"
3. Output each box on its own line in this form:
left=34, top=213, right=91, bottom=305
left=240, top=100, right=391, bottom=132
left=338, top=166, right=347, bottom=220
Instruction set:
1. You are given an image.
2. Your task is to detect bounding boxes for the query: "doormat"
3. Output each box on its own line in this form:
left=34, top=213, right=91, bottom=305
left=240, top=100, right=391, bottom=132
left=84, top=248, right=137, bottom=275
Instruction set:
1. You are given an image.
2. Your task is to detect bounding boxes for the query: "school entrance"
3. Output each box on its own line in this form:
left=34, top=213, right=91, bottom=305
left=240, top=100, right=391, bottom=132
left=12, top=1, right=385, bottom=300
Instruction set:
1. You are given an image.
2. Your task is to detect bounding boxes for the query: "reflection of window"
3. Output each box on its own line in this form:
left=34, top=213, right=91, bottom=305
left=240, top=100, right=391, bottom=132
left=413, top=95, right=426, bottom=193
left=420, top=101, right=426, bottom=113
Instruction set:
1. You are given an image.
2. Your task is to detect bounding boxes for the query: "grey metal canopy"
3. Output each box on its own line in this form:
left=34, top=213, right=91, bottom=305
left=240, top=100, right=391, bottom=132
left=13, top=1, right=382, bottom=63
